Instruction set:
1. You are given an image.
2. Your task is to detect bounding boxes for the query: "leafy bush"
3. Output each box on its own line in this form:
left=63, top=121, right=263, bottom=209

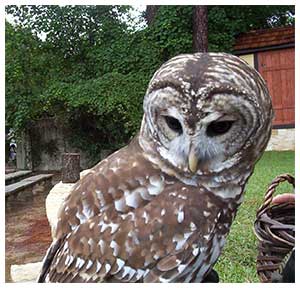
left=5, top=5, right=294, bottom=161
left=39, top=72, right=148, bottom=158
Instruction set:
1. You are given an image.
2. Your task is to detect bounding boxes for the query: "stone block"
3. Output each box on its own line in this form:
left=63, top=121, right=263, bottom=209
left=266, top=128, right=295, bottom=151
left=11, top=261, right=42, bottom=282
left=46, top=169, right=91, bottom=238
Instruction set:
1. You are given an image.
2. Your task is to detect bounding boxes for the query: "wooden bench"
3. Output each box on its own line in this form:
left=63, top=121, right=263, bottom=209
left=5, top=170, right=32, bottom=185
left=5, top=174, right=53, bottom=197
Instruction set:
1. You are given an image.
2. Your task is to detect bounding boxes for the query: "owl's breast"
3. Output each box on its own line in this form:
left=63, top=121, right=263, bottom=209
left=55, top=140, right=176, bottom=238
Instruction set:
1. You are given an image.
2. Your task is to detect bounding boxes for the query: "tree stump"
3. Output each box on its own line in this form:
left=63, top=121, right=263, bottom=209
left=61, top=153, right=80, bottom=183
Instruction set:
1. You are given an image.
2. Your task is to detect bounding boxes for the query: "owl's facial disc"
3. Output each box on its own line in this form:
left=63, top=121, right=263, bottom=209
left=140, top=53, right=273, bottom=179
left=144, top=90, right=253, bottom=175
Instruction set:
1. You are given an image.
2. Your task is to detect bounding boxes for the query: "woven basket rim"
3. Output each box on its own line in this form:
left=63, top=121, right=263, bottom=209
left=254, top=173, right=295, bottom=283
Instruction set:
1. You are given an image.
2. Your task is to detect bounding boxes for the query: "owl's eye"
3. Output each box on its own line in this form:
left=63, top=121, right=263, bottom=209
left=207, top=120, right=234, bottom=137
left=164, top=116, right=183, bottom=134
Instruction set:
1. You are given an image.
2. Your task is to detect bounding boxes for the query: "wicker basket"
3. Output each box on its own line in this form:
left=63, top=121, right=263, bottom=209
left=254, top=174, right=295, bottom=283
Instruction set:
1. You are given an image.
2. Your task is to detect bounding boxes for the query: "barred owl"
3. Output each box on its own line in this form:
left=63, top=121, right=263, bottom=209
left=38, top=53, right=273, bottom=282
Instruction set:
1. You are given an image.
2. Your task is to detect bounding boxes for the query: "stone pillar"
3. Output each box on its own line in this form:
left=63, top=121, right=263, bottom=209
left=61, top=153, right=80, bottom=183
left=16, top=131, right=32, bottom=170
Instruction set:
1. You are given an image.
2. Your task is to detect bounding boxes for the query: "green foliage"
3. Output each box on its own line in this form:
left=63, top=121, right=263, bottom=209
left=5, top=5, right=131, bottom=57
left=88, top=30, right=161, bottom=77
left=208, top=6, right=295, bottom=52
left=147, top=6, right=193, bottom=60
left=5, top=21, right=45, bottom=134
left=5, top=5, right=294, bottom=161
left=39, top=72, right=148, bottom=158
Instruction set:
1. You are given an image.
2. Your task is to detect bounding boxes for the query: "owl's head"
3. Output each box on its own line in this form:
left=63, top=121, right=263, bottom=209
left=139, top=53, right=273, bottom=180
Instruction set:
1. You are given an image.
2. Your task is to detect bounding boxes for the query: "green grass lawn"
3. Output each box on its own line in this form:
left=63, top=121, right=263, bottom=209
left=214, top=150, right=295, bottom=283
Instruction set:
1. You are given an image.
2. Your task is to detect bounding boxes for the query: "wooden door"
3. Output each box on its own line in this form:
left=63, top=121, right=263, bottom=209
left=257, top=48, right=295, bottom=127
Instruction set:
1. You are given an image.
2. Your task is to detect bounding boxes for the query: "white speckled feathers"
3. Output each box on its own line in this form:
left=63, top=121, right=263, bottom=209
left=39, top=137, right=235, bottom=282
left=38, top=53, right=273, bottom=283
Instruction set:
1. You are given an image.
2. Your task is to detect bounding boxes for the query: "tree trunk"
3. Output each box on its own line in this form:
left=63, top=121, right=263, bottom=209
left=145, top=5, right=160, bottom=25
left=192, top=6, right=208, bottom=52
left=61, top=153, right=80, bottom=183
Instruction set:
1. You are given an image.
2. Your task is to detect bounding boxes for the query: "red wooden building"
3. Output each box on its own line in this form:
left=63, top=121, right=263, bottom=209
left=234, top=26, right=295, bottom=129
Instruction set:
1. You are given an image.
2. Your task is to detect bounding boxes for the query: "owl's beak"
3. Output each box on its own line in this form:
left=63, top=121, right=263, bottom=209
left=188, top=145, right=199, bottom=173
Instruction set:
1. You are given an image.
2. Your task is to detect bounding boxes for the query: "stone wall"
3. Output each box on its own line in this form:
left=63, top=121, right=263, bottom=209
left=23, top=118, right=95, bottom=171
left=266, top=128, right=295, bottom=151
